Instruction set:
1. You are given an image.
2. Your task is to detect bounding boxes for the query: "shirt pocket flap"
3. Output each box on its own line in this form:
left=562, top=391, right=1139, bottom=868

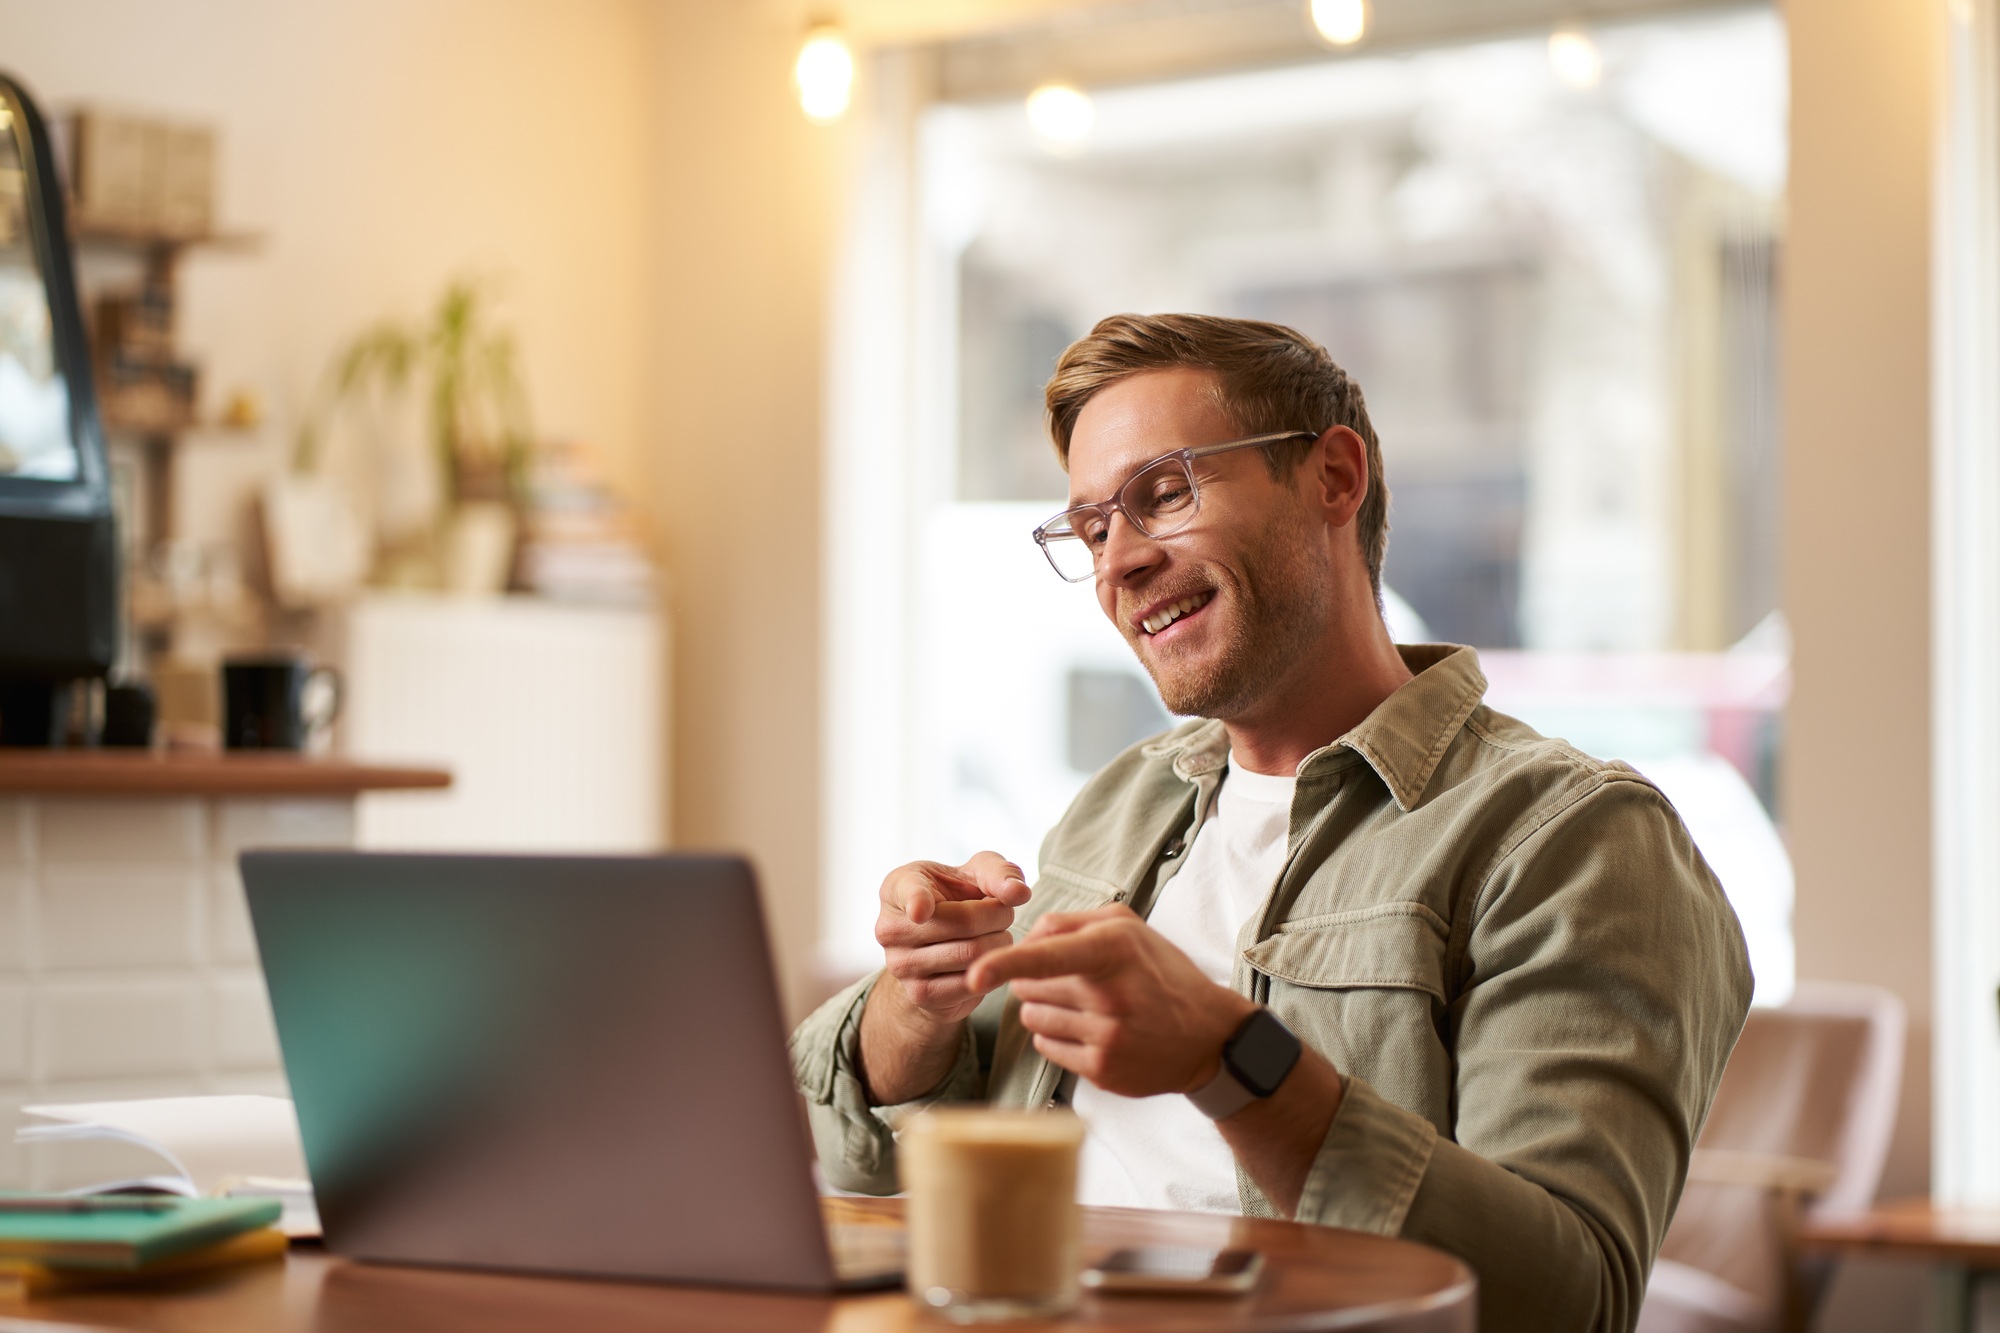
left=1243, top=903, right=1450, bottom=1000
left=1022, top=865, right=1121, bottom=933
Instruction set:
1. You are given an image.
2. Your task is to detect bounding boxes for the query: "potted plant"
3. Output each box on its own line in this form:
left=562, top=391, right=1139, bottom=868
left=288, top=279, right=533, bottom=596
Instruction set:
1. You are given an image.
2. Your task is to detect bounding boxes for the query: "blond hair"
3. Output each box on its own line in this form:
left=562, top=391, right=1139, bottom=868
left=1045, top=312, right=1389, bottom=599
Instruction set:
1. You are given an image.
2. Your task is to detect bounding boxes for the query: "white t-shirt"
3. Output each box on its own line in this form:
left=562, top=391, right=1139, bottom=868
left=1072, top=758, right=1296, bottom=1213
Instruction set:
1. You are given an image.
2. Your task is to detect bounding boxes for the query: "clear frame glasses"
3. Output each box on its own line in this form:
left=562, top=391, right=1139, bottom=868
left=1031, top=431, right=1317, bottom=582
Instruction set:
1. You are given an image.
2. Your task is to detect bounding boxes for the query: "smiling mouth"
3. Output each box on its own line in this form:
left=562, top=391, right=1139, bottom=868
left=1140, top=590, right=1214, bottom=636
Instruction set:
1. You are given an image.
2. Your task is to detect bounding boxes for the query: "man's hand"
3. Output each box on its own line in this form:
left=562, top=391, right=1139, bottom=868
left=966, top=905, right=1255, bottom=1098
left=877, top=851, right=1031, bottom=1023
left=967, top=902, right=1345, bottom=1219
left=857, top=852, right=1031, bottom=1105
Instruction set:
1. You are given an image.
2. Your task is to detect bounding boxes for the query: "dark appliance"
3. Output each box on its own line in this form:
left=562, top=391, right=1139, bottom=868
left=0, top=72, right=119, bottom=745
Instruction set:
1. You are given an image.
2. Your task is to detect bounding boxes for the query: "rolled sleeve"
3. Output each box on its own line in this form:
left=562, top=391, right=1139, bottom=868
left=789, top=971, right=983, bottom=1194
left=1294, top=1075, right=1438, bottom=1234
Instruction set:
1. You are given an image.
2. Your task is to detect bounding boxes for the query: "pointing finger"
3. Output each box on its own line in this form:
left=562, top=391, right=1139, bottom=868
left=1025, top=905, right=1132, bottom=939
left=967, top=929, right=1115, bottom=991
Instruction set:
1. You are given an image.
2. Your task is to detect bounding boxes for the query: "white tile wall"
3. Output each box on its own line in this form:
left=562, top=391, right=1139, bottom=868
left=0, top=794, right=358, bottom=1188
left=23, top=1075, right=208, bottom=1106
left=39, top=799, right=204, bottom=864
left=208, top=974, right=280, bottom=1071
left=38, top=869, right=202, bottom=970
left=208, top=867, right=258, bottom=966
left=206, top=1071, right=289, bottom=1097
left=35, top=983, right=202, bottom=1082
left=0, top=1096, right=24, bottom=1188
left=0, top=872, right=28, bottom=971
left=0, top=801, right=26, bottom=864
left=214, top=799, right=356, bottom=859
left=0, top=987, right=26, bottom=1082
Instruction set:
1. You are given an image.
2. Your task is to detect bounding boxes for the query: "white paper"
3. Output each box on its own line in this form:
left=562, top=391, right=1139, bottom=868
left=221, top=1177, right=321, bottom=1239
left=17, top=1095, right=308, bottom=1199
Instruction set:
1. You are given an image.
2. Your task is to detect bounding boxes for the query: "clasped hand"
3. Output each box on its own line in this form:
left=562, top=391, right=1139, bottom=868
left=969, top=905, right=1254, bottom=1098
left=872, top=850, right=1248, bottom=1099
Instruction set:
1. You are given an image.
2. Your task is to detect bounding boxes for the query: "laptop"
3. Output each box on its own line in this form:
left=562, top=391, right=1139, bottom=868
left=240, top=850, right=903, bottom=1292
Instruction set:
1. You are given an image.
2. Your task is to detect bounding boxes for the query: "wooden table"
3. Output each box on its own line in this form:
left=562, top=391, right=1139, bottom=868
left=0, top=1199, right=1476, bottom=1332
left=1798, top=1199, right=2000, bottom=1333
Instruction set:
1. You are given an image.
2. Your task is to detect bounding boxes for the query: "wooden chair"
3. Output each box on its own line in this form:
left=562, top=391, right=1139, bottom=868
left=1636, top=982, right=1906, bottom=1333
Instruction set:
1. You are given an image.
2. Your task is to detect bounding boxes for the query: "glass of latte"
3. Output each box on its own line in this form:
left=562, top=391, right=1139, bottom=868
left=900, top=1107, right=1085, bottom=1322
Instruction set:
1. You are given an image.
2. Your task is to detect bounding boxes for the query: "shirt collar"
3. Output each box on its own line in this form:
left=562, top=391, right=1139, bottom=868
left=1140, top=643, right=1488, bottom=811
left=1331, top=644, right=1487, bottom=812
left=1142, top=716, right=1230, bottom=780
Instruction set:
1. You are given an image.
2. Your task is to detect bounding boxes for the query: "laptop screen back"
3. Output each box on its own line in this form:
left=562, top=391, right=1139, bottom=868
left=241, top=851, right=837, bottom=1290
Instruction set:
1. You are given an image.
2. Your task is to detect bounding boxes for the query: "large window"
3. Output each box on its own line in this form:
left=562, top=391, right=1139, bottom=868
left=825, top=8, right=1793, bottom=1004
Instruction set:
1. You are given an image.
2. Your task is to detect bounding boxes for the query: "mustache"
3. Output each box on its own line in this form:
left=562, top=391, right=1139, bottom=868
left=1120, top=578, right=1217, bottom=621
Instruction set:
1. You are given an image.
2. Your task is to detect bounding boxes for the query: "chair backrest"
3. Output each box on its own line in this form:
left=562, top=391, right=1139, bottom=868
left=1649, top=981, right=1906, bottom=1326
left=1694, top=981, right=1906, bottom=1218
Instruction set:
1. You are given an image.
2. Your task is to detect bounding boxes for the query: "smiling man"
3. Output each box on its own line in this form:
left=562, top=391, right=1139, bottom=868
left=791, top=313, right=1751, bottom=1333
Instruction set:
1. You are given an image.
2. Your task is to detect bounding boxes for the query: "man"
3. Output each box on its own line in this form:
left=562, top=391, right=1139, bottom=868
left=792, top=313, right=1751, bottom=1333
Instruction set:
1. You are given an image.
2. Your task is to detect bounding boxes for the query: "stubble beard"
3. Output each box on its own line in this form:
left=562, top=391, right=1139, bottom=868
left=1130, top=509, right=1333, bottom=721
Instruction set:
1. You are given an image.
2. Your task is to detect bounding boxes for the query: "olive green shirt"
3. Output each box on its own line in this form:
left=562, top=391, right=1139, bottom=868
left=791, top=644, right=1752, bottom=1333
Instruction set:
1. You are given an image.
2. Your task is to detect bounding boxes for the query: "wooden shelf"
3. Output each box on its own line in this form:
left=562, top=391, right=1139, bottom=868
left=72, top=223, right=263, bottom=253
left=103, top=413, right=261, bottom=441
left=0, top=751, right=450, bottom=796
left=65, top=216, right=267, bottom=665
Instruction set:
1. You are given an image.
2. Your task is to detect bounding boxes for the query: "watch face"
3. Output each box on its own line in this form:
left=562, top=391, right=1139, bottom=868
left=1225, top=1009, right=1302, bottom=1098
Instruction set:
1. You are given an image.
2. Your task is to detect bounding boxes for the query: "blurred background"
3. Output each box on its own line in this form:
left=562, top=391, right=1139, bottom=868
left=0, top=0, right=1991, bottom=1326
left=833, top=8, right=1794, bottom=1007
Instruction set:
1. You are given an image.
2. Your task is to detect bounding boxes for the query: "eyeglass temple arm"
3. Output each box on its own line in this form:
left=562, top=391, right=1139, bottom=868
left=1181, top=430, right=1319, bottom=462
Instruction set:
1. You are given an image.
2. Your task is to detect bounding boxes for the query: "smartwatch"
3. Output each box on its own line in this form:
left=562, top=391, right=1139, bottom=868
left=1186, top=1007, right=1302, bottom=1121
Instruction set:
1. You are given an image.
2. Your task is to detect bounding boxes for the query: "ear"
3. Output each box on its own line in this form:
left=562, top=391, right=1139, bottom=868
left=1306, top=426, right=1370, bottom=529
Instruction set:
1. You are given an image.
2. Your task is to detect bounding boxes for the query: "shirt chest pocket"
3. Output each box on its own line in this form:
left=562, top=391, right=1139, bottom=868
left=1019, top=865, right=1122, bottom=937
left=1242, top=903, right=1454, bottom=1120
left=1241, top=903, right=1451, bottom=1001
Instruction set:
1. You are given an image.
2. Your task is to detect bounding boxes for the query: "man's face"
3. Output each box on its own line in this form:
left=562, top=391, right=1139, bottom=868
left=1067, top=367, right=1334, bottom=720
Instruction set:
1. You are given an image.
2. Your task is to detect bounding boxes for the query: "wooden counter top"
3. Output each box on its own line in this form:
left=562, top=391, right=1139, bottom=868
left=0, top=751, right=451, bottom=796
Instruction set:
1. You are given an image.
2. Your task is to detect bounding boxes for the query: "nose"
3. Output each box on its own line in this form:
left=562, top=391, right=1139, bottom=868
left=1097, top=509, right=1164, bottom=588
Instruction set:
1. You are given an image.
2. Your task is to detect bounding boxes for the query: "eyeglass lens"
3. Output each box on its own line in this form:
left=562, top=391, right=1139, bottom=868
left=1041, top=454, right=1202, bottom=580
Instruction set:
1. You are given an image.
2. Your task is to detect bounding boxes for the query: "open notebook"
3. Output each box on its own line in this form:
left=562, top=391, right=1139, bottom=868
left=16, top=1095, right=319, bottom=1238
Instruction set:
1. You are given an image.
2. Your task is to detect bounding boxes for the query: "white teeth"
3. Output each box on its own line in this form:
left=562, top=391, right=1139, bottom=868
left=1141, top=593, right=1210, bottom=635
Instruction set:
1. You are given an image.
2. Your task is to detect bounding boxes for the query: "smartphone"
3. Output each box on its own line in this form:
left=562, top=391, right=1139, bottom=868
left=1081, top=1246, right=1265, bottom=1294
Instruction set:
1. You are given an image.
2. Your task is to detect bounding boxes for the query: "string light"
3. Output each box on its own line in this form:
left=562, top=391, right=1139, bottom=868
left=1309, top=0, right=1366, bottom=46
left=1026, top=84, right=1094, bottom=146
left=796, top=24, right=854, bottom=121
left=1548, top=28, right=1603, bottom=90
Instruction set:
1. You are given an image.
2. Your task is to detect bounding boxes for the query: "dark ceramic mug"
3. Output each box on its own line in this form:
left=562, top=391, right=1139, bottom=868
left=222, top=654, right=342, bottom=751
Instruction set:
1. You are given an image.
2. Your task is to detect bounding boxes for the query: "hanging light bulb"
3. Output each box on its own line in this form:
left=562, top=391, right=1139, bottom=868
left=796, top=24, right=854, bottom=121
left=1308, top=0, right=1367, bottom=47
left=1026, top=83, right=1094, bottom=146
left=1547, top=28, right=1603, bottom=90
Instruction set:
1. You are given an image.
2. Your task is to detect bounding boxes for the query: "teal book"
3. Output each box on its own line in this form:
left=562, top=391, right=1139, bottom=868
left=0, top=1197, right=282, bottom=1270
